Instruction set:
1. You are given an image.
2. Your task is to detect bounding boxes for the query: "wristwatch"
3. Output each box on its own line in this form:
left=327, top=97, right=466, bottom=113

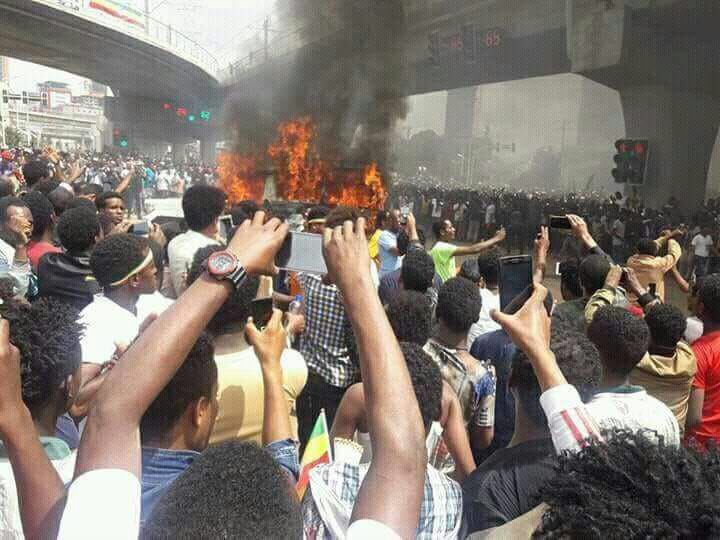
left=204, top=250, right=247, bottom=289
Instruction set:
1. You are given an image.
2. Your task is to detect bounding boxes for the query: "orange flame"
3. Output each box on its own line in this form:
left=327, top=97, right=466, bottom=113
left=219, top=117, right=387, bottom=210
left=217, top=152, right=265, bottom=205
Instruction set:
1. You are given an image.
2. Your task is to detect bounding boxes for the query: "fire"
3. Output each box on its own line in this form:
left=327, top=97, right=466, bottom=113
left=268, top=117, right=327, bottom=204
left=219, top=117, right=387, bottom=210
left=326, top=163, right=387, bottom=210
left=217, top=152, right=265, bottom=205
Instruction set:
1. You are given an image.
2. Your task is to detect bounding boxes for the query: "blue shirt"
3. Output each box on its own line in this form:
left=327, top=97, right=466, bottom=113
left=140, top=439, right=299, bottom=524
left=377, top=230, right=401, bottom=277
left=470, top=329, right=517, bottom=464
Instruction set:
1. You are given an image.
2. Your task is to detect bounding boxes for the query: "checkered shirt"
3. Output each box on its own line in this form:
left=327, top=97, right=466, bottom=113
left=297, top=273, right=358, bottom=388
left=301, top=461, right=463, bottom=539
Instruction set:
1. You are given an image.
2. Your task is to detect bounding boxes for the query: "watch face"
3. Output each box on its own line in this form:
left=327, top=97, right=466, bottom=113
left=209, top=252, right=237, bottom=276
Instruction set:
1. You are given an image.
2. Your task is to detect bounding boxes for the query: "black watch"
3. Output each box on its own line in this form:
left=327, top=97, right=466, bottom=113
left=204, top=250, right=247, bottom=289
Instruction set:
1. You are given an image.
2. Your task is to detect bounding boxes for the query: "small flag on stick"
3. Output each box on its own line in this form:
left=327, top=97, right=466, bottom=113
left=296, top=409, right=332, bottom=500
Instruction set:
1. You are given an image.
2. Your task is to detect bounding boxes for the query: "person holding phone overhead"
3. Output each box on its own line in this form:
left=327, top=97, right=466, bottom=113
left=430, top=219, right=506, bottom=282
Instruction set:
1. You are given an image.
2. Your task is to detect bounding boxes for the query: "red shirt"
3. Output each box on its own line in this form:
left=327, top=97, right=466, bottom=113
left=687, top=331, right=720, bottom=446
left=27, top=241, right=61, bottom=271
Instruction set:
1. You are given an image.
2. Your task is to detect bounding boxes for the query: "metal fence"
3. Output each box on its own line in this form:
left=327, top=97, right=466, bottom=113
left=31, top=0, right=220, bottom=78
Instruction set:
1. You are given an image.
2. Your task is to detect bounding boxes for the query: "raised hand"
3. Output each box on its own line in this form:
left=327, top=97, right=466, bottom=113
left=227, top=211, right=288, bottom=276
left=322, top=217, right=371, bottom=289
left=491, top=284, right=551, bottom=359
left=246, top=309, right=286, bottom=376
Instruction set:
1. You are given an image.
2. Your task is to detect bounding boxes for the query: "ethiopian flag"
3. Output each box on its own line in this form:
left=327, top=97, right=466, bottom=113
left=296, top=409, right=333, bottom=500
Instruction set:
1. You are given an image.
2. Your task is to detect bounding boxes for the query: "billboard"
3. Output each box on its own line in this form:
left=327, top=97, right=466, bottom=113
left=88, top=0, right=145, bottom=29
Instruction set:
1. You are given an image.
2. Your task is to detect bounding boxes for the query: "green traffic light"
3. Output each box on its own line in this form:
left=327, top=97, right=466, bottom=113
left=120, top=140, right=129, bottom=148
left=199, top=110, right=211, bottom=121
left=188, top=115, right=196, bottom=122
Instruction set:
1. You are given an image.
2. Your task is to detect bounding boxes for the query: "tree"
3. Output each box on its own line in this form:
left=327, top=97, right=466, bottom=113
left=3, top=126, right=23, bottom=147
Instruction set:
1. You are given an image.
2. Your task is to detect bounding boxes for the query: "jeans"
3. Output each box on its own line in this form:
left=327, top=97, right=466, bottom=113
left=296, top=372, right=348, bottom=454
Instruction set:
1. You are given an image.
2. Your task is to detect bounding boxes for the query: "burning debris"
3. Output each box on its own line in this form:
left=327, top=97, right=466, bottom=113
left=221, top=0, right=407, bottom=209
left=219, top=117, right=387, bottom=209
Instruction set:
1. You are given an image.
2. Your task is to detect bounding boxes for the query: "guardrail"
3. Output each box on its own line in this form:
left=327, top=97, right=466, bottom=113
left=31, top=0, right=220, bottom=78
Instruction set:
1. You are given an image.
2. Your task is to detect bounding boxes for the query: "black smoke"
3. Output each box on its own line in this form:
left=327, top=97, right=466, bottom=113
left=226, top=0, right=408, bottom=169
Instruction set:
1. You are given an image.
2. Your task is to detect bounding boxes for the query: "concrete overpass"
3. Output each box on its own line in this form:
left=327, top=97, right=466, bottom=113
left=225, top=0, right=720, bottom=211
left=0, top=0, right=222, bottom=155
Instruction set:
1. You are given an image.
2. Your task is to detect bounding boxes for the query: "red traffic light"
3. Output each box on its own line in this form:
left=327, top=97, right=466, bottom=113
left=163, top=103, right=173, bottom=110
left=634, top=142, right=646, bottom=155
left=615, top=139, right=627, bottom=152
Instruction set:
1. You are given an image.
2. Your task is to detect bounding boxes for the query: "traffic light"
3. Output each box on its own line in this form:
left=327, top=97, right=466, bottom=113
left=461, top=24, right=476, bottom=62
left=428, top=31, right=440, bottom=65
left=612, top=138, right=649, bottom=184
left=113, top=128, right=129, bottom=148
left=199, top=110, right=211, bottom=121
left=2, top=90, right=7, bottom=104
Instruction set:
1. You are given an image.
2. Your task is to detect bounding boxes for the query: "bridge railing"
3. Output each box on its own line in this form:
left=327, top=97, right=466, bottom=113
left=32, top=0, right=219, bottom=78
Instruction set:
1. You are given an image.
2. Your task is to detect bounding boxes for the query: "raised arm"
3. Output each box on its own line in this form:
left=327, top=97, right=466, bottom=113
left=0, top=320, right=66, bottom=540
left=75, top=212, right=288, bottom=478
left=245, top=309, right=293, bottom=446
left=533, top=226, right=550, bottom=283
left=323, top=218, right=426, bottom=539
left=453, top=227, right=506, bottom=257
left=568, top=214, right=609, bottom=259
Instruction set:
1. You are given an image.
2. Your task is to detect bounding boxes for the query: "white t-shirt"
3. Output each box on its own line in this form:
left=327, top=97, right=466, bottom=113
left=0, top=442, right=75, bottom=538
left=347, top=520, right=401, bottom=540
left=587, top=387, right=680, bottom=447
left=377, top=230, right=401, bottom=277
left=79, top=294, right=173, bottom=365
left=692, top=234, right=714, bottom=257
left=167, top=230, right=220, bottom=298
left=467, top=288, right=501, bottom=347
left=58, top=469, right=141, bottom=540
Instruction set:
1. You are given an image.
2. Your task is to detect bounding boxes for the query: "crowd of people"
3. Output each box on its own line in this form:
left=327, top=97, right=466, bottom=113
left=0, top=144, right=717, bottom=539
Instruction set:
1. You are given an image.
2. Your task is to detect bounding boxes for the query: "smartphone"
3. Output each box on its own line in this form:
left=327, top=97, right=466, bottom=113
left=649, top=283, right=657, bottom=296
left=219, top=215, right=234, bottom=239
left=130, top=221, right=150, bottom=236
left=498, top=255, right=534, bottom=312
left=251, top=297, right=274, bottom=330
left=549, top=215, right=572, bottom=230
left=275, top=232, right=327, bottom=275
left=555, top=262, right=562, bottom=276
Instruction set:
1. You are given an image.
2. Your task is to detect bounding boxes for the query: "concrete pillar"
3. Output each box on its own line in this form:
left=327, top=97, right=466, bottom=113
left=620, top=85, right=720, bottom=214
left=445, top=87, right=476, bottom=139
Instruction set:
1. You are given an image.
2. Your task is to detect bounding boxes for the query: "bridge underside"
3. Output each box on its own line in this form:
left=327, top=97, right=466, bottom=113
left=0, top=0, right=220, bottom=105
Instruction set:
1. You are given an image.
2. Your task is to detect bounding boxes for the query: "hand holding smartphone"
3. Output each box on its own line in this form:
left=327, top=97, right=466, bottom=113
left=275, top=232, right=327, bottom=275
left=549, top=215, right=572, bottom=230
left=251, top=298, right=274, bottom=331
left=498, top=255, right=534, bottom=313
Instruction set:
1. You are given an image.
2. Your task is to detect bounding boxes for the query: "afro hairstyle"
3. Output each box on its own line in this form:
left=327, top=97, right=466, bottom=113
left=587, top=306, right=650, bottom=378
left=22, top=160, right=50, bottom=187
left=57, top=206, right=101, bottom=254
left=141, top=332, right=217, bottom=442
left=637, top=238, right=659, bottom=256
left=186, top=244, right=260, bottom=334
left=181, top=185, right=226, bottom=231
left=535, top=430, right=720, bottom=539
left=142, top=440, right=301, bottom=539
left=579, top=254, right=611, bottom=296
left=95, top=191, right=124, bottom=211
left=90, top=233, right=148, bottom=288
left=477, top=248, right=501, bottom=287
left=387, top=290, right=433, bottom=346
left=22, top=191, right=55, bottom=239
left=401, top=249, right=436, bottom=293
left=400, top=341, right=442, bottom=432
left=436, top=277, right=482, bottom=334
left=325, top=207, right=359, bottom=229
left=511, top=321, right=601, bottom=427
left=6, top=298, right=82, bottom=413
left=459, top=259, right=481, bottom=284
left=645, top=303, right=687, bottom=349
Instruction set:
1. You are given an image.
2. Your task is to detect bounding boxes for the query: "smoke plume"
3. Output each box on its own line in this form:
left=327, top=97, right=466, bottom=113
left=226, top=0, right=408, bottom=169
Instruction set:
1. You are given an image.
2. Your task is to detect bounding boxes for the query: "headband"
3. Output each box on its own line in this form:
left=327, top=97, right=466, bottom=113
left=109, top=250, right=153, bottom=287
